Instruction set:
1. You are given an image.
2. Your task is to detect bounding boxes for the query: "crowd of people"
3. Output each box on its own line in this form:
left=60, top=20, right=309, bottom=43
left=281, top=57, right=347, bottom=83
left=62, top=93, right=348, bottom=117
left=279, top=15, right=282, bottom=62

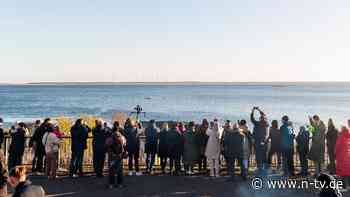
left=1, top=106, right=350, bottom=195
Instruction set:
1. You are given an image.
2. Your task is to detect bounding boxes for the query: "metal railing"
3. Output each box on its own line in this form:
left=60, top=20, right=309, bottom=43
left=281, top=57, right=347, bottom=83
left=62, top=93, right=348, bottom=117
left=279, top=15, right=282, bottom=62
left=1, top=135, right=326, bottom=173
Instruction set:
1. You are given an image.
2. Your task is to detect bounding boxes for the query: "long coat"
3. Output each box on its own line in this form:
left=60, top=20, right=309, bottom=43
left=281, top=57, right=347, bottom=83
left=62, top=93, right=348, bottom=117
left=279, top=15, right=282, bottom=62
left=205, top=127, right=221, bottom=160
left=183, top=130, right=199, bottom=165
left=335, top=130, right=350, bottom=176
left=326, top=127, right=338, bottom=159
left=158, top=129, right=168, bottom=158
left=268, top=127, right=281, bottom=152
left=123, top=126, right=140, bottom=154
left=167, top=128, right=183, bottom=159
left=195, top=126, right=209, bottom=156
left=308, top=121, right=326, bottom=162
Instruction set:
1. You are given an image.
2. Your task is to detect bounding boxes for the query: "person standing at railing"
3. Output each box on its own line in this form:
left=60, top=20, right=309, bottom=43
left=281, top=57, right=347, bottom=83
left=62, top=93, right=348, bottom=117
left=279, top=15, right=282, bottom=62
left=222, top=122, right=247, bottom=181
left=326, top=118, right=338, bottom=175
left=335, top=124, right=350, bottom=192
left=92, top=120, right=108, bottom=178
left=308, top=115, right=326, bottom=177
left=42, top=125, right=61, bottom=180
left=205, top=119, right=221, bottom=178
left=238, top=119, right=253, bottom=170
left=106, top=128, right=126, bottom=189
left=8, top=122, right=26, bottom=172
left=167, top=122, right=183, bottom=176
left=195, top=119, right=209, bottom=174
left=183, top=121, right=199, bottom=175
left=30, top=118, right=50, bottom=174
left=250, top=107, right=269, bottom=174
left=69, top=119, right=89, bottom=178
left=280, top=116, right=295, bottom=177
left=267, top=120, right=282, bottom=172
left=123, top=118, right=141, bottom=176
left=296, top=126, right=310, bottom=177
left=158, top=123, right=169, bottom=174
left=144, top=120, right=159, bottom=175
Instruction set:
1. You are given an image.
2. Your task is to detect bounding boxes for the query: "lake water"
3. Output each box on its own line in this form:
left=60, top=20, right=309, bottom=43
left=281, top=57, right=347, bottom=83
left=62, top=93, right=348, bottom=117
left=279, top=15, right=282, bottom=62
left=1, top=83, right=350, bottom=127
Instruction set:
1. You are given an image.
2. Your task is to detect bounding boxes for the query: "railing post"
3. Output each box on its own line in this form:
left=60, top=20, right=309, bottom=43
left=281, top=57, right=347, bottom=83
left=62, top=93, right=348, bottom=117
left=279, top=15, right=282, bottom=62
left=4, top=136, right=7, bottom=165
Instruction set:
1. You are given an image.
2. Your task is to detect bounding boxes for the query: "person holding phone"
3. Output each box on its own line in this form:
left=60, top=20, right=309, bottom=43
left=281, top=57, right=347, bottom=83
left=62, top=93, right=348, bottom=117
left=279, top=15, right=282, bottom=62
left=250, top=107, right=269, bottom=174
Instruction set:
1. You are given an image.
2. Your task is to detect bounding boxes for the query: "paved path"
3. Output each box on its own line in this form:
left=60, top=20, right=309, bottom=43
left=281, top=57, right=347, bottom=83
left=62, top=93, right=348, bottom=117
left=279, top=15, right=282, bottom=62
left=27, top=174, right=347, bottom=197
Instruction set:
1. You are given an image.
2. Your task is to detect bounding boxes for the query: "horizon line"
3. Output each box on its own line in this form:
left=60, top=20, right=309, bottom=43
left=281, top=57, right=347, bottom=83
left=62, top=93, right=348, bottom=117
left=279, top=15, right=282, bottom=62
left=1, top=81, right=350, bottom=85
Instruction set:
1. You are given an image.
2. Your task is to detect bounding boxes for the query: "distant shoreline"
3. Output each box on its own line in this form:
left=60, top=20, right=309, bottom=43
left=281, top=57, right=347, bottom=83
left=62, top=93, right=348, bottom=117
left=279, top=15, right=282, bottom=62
left=1, top=81, right=350, bottom=86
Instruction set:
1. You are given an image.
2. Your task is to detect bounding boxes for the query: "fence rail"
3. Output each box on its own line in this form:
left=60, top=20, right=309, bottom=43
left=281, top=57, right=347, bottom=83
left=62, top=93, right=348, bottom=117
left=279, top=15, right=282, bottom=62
left=1, top=135, right=326, bottom=173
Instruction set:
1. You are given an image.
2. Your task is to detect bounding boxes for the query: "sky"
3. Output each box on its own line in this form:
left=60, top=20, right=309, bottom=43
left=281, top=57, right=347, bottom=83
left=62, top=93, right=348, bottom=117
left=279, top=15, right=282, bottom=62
left=0, top=0, right=350, bottom=83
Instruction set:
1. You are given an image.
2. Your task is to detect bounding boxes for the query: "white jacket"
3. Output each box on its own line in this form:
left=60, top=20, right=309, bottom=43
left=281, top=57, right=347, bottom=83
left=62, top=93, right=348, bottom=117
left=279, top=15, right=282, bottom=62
left=205, top=124, right=221, bottom=159
left=42, top=132, right=60, bottom=153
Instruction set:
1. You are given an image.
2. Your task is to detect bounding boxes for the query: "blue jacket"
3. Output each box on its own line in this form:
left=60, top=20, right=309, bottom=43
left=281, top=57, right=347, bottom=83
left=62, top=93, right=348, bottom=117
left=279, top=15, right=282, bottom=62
left=280, top=123, right=295, bottom=150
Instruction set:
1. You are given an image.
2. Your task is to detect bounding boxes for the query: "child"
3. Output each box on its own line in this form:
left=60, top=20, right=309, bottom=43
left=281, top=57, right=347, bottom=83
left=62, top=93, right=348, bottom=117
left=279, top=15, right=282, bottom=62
left=107, top=130, right=126, bottom=189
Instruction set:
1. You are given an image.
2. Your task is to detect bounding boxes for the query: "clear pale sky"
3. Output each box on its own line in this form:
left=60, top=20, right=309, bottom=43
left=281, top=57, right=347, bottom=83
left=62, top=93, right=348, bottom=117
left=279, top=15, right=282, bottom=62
left=1, top=0, right=349, bottom=83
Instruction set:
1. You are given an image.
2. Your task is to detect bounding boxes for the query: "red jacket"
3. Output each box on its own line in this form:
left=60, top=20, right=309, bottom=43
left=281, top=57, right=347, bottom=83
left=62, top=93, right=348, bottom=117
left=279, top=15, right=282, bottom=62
left=335, top=129, right=350, bottom=176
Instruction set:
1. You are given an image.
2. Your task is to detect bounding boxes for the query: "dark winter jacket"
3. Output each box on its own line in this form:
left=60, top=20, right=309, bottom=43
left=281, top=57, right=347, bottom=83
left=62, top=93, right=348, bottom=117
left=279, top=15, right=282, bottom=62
left=70, top=124, right=89, bottom=152
left=29, top=124, right=48, bottom=153
left=195, top=126, right=209, bottom=155
left=296, top=127, right=310, bottom=154
left=251, top=113, right=269, bottom=146
left=9, top=128, right=26, bottom=156
left=123, top=125, right=140, bottom=154
left=108, top=132, right=125, bottom=161
left=326, top=127, right=338, bottom=153
left=158, top=128, right=168, bottom=157
left=268, top=127, right=281, bottom=152
left=183, top=129, right=199, bottom=164
left=222, top=128, right=245, bottom=159
left=92, top=125, right=107, bottom=153
left=167, top=128, right=184, bottom=158
left=145, top=125, right=159, bottom=154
